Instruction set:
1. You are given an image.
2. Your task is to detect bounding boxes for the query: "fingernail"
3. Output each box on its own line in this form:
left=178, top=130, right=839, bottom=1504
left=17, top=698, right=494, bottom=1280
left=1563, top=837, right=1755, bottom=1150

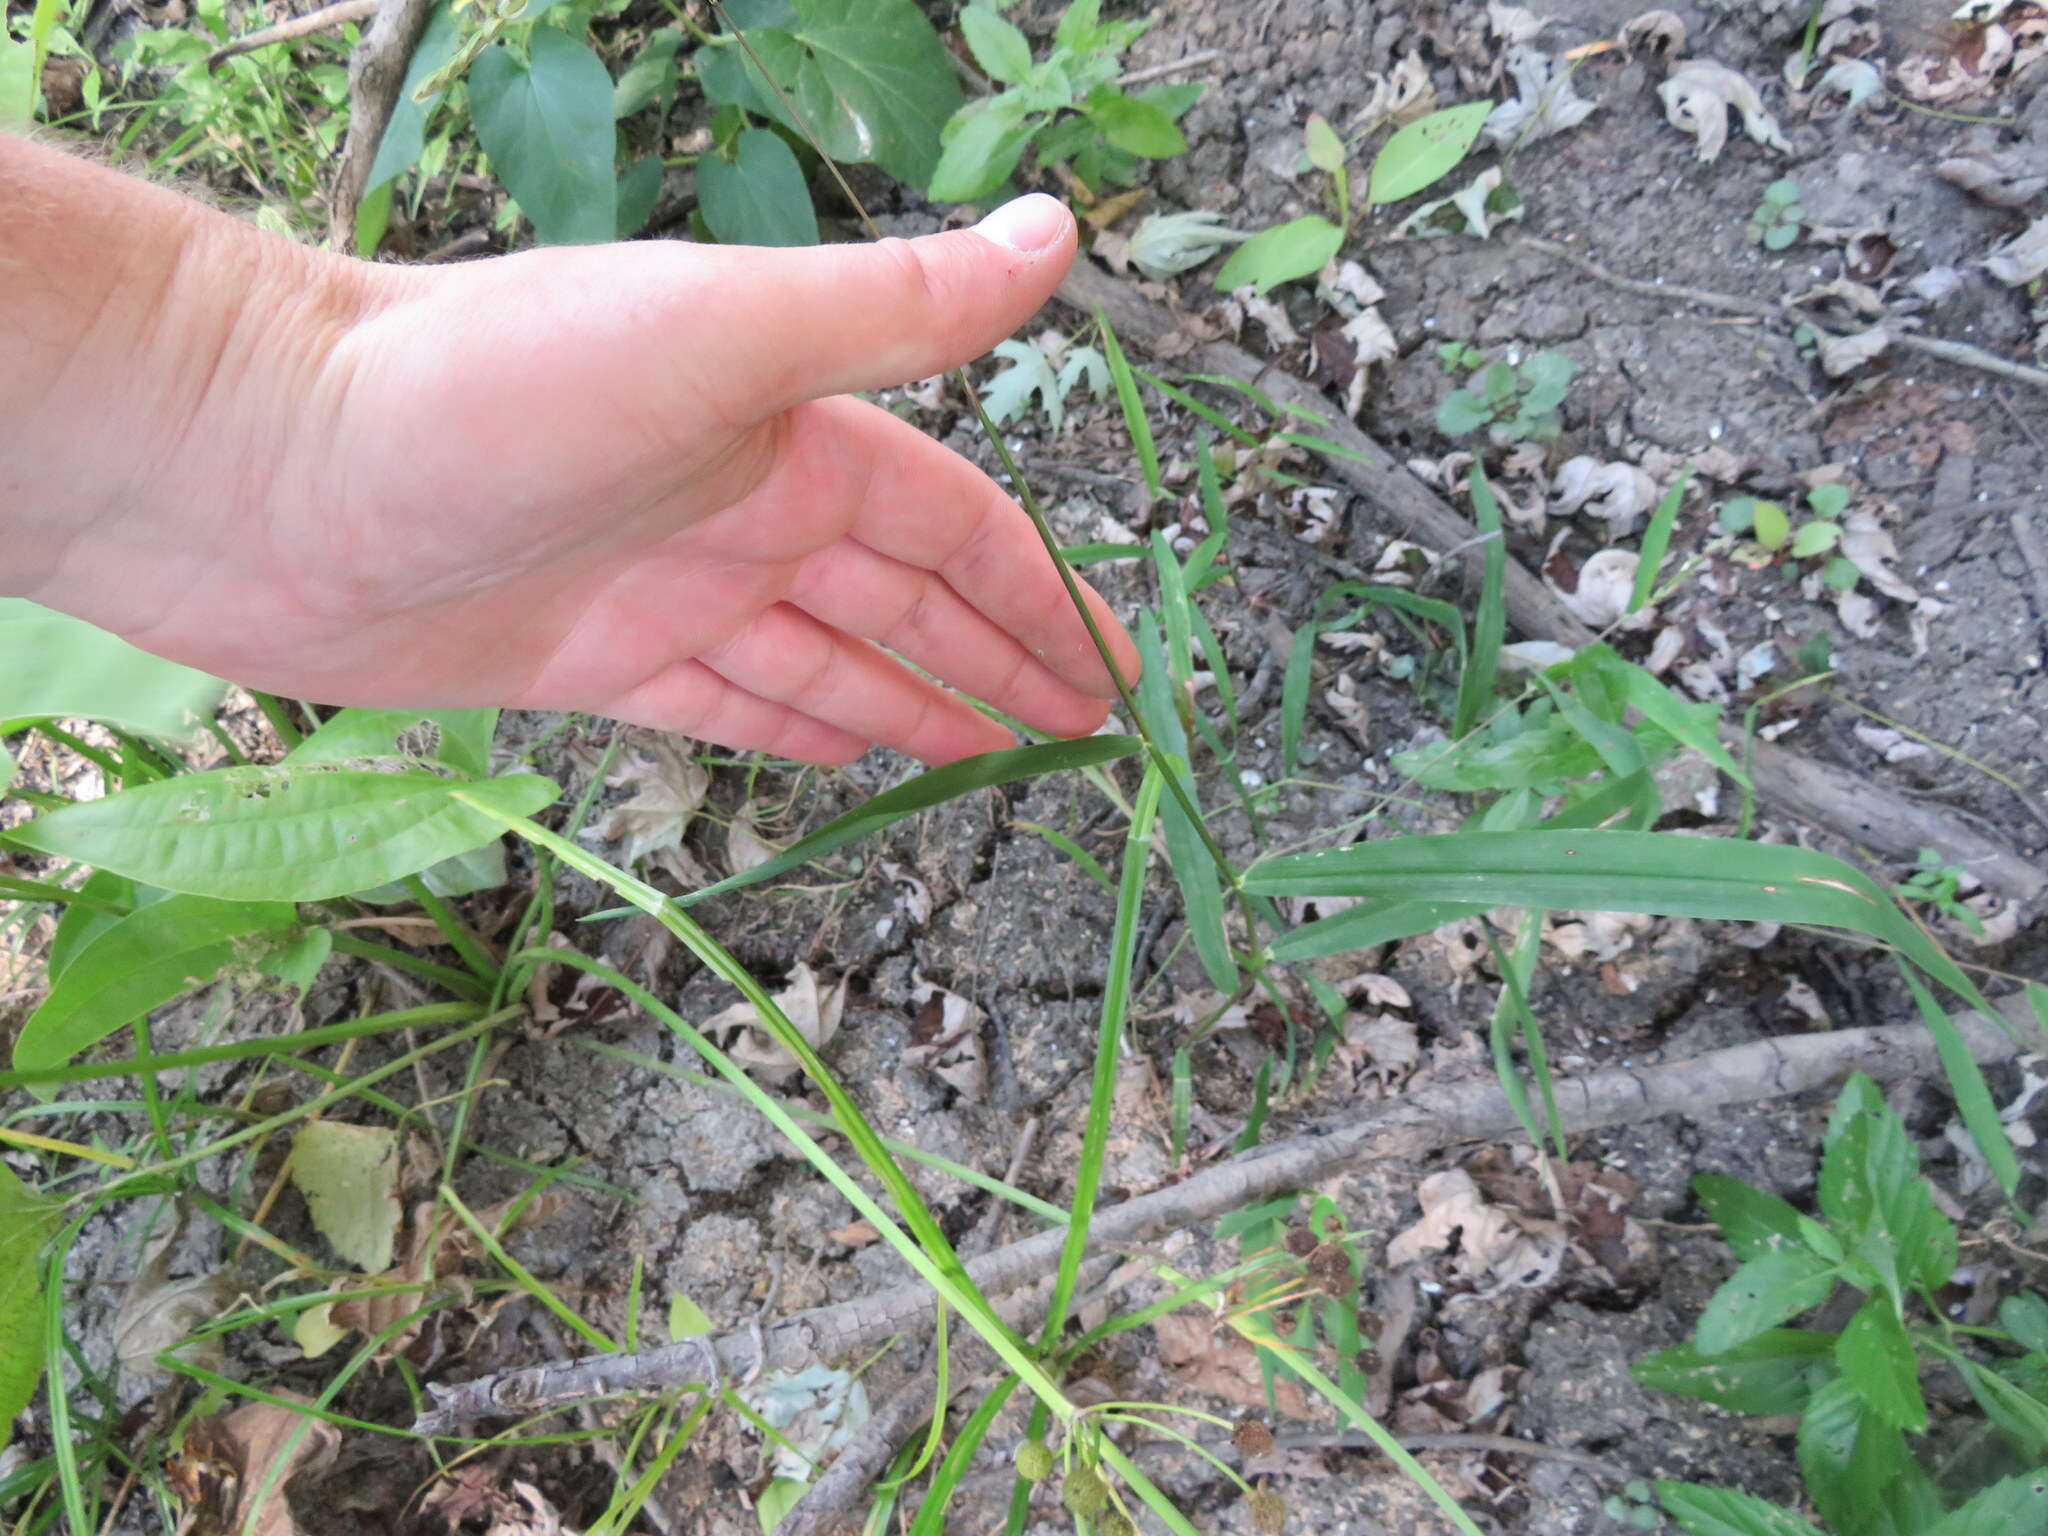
left=974, top=194, right=1070, bottom=254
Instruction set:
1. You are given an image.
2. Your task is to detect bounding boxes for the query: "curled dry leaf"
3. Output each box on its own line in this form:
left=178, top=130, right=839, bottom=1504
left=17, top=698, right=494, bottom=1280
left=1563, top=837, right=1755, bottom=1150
left=1484, top=47, right=1599, bottom=146
left=1322, top=672, right=1373, bottom=747
left=1939, top=150, right=2048, bottom=208
left=905, top=975, right=988, bottom=1100
left=1838, top=511, right=1921, bottom=601
left=1151, top=1312, right=1317, bottom=1418
left=1658, top=60, right=1791, bottom=162
left=1815, top=324, right=1891, bottom=377
left=707, top=960, right=848, bottom=1077
left=1339, top=308, right=1398, bottom=418
left=1619, top=9, right=1685, bottom=55
left=1551, top=548, right=1643, bottom=629
left=1338, top=971, right=1412, bottom=1009
left=289, top=1121, right=402, bottom=1274
left=880, top=858, right=933, bottom=927
left=1345, top=1012, right=1420, bottom=1081
left=1350, top=50, right=1436, bottom=134
left=170, top=1399, right=340, bottom=1536
left=1486, top=1, right=1545, bottom=45
left=1551, top=457, right=1659, bottom=534
left=578, top=735, right=710, bottom=878
left=1386, top=1169, right=1566, bottom=1291
left=1392, top=164, right=1526, bottom=241
left=1225, top=287, right=1301, bottom=349
left=1985, top=216, right=2048, bottom=285
left=114, top=1203, right=229, bottom=1385
left=724, top=807, right=778, bottom=877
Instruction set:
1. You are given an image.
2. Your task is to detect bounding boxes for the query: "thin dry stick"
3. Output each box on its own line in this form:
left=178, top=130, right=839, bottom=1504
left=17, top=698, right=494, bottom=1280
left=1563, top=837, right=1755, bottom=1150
left=207, top=0, right=377, bottom=65
left=1514, top=234, right=2048, bottom=392
left=412, top=1000, right=2040, bottom=1434
left=1116, top=49, right=1224, bottom=87
left=1051, top=257, right=2048, bottom=913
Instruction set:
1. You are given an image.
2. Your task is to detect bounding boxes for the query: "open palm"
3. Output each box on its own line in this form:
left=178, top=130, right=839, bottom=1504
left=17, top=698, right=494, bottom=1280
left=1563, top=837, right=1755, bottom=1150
left=107, top=198, right=1136, bottom=765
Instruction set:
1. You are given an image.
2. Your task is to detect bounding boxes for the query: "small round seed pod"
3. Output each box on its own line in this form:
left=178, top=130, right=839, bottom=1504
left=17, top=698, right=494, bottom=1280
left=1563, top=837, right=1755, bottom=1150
left=1248, top=1487, right=1289, bottom=1534
left=1232, top=1418, right=1276, bottom=1457
left=1061, top=1466, right=1110, bottom=1518
left=1013, top=1438, right=1055, bottom=1483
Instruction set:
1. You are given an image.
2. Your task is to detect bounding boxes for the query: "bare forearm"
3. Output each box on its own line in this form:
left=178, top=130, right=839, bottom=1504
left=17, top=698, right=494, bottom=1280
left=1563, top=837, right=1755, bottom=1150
left=0, top=130, right=361, bottom=606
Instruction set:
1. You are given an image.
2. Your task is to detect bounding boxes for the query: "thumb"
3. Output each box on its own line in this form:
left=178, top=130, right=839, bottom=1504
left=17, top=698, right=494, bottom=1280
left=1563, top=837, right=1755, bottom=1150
left=687, top=194, right=1077, bottom=414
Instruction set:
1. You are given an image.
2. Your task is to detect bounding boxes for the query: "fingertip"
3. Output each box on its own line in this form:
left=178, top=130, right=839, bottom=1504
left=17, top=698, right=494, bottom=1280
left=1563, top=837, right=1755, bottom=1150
left=971, top=194, right=1076, bottom=259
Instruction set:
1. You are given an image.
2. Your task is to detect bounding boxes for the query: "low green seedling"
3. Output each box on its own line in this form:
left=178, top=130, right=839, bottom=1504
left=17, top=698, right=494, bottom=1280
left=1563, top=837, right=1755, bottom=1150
left=982, top=331, right=1110, bottom=434
left=1604, top=1479, right=1665, bottom=1530
left=1894, top=847, right=1985, bottom=937
left=1750, top=175, right=1804, bottom=251
left=1635, top=1073, right=2048, bottom=1536
left=1718, top=483, right=1860, bottom=592
left=930, top=0, right=1200, bottom=202
left=1435, top=349, right=1574, bottom=443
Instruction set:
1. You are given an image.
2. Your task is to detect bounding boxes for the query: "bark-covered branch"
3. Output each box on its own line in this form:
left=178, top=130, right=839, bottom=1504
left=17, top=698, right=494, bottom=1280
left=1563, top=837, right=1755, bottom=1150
left=413, top=1001, right=2038, bottom=1435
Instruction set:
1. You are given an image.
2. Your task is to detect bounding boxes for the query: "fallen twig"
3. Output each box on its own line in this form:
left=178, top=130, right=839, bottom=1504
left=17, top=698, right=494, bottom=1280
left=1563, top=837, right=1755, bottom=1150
left=206, top=0, right=376, bottom=65
left=1515, top=235, right=2048, bottom=392
left=1050, top=257, right=2048, bottom=911
left=1117, top=49, right=1225, bottom=88
left=412, top=1001, right=2038, bottom=1435
left=328, top=0, right=435, bottom=248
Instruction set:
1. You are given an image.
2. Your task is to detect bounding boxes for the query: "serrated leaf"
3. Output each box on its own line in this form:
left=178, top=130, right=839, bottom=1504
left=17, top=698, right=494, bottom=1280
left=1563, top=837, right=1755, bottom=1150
left=1818, top=1079, right=1955, bottom=1298
left=12, top=894, right=295, bottom=1078
left=10, top=767, right=557, bottom=902
left=1697, top=1248, right=1838, bottom=1354
left=0, top=599, right=227, bottom=743
left=1798, top=1375, right=1906, bottom=1535
left=673, top=737, right=1138, bottom=906
left=699, top=126, right=820, bottom=246
left=928, top=92, right=1039, bottom=201
left=1694, top=1173, right=1806, bottom=1262
left=471, top=29, right=617, bottom=245
left=1368, top=100, right=1493, bottom=205
left=1657, top=1482, right=1827, bottom=1536
left=1922, top=1470, right=2048, bottom=1536
left=715, top=0, right=963, bottom=186
left=290, top=1122, right=402, bottom=1273
left=959, top=4, right=1031, bottom=83
left=1213, top=215, right=1344, bottom=295
left=0, top=1164, right=52, bottom=1454
left=1085, top=88, right=1185, bottom=157
left=1633, top=1330, right=1835, bottom=1416
left=1836, top=1297, right=1926, bottom=1431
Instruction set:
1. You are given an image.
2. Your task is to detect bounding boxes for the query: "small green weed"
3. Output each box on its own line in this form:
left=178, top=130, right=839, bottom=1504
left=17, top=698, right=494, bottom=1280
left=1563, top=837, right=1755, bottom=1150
left=1635, top=1072, right=2048, bottom=1536
left=1750, top=175, right=1804, bottom=251
left=1435, top=349, right=1575, bottom=443
left=932, top=0, right=1200, bottom=202
left=1894, top=847, right=1986, bottom=937
left=1718, top=483, right=1861, bottom=594
left=982, top=330, right=1111, bottom=434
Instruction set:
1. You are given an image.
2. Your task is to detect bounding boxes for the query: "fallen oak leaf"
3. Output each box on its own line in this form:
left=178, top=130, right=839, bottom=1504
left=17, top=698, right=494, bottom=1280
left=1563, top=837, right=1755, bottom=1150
left=1658, top=59, right=1790, bottom=162
left=169, top=1398, right=339, bottom=1536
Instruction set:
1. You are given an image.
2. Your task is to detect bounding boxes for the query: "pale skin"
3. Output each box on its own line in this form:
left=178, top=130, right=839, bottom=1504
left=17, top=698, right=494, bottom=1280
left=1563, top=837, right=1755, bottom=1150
left=0, top=132, right=1139, bottom=766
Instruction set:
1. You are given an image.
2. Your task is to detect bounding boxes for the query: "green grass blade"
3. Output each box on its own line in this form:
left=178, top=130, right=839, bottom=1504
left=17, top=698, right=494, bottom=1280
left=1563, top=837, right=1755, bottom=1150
left=1269, top=897, right=1486, bottom=963
left=907, top=1375, right=1019, bottom=1536
left=1133, top=369, right=1262, bottom=446
left=672, top=737, right=1139, bottom=906
left=1042, top=765, right=1163, bottom=1344
left=1009, top=821, right=1113, bottom=889
left=1099, top=312, right=1161, bottom=498
left=1182, top=431, right=1234, bottom=590
left=1136, top=618, right=1235, bottom=990
left=1283, top=582, right=1469, bottom=776
left=1631, top=465, right=1690, bottom=614
left=1898, top=962, right=2020, bottom=1201
left=1452, top=464, right=1506, bottom=740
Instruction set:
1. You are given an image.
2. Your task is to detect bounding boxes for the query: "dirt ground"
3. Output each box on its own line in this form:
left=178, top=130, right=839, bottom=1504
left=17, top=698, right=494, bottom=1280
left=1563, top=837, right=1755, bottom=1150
left=15, top=1, right=2048, bottom=1534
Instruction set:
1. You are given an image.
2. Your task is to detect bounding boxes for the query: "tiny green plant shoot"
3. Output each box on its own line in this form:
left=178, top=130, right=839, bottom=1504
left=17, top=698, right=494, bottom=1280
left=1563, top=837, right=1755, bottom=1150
left=1719, top=482, right=1863, bottom=596
left=1634, top=1072, right=2048, bottom=1536
left=1435, top=346, right=1575, bottom=444
left=1750, top=175, right=1804, bottom=251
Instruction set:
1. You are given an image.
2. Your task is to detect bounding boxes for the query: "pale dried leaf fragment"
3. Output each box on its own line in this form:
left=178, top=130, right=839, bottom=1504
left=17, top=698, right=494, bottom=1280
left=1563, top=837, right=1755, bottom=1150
left=1228, top=287, right=1301, bottom=348
left=1839, top=512, right=1920, bottom=601
left=905, top=976, right=988, bottom=1100
left=1339, top=307, right=1398, bottom=418
left=1393, top=164, right=1526, bottom=241
left=1386, top=1169, right=1566, bottom=1290
left=1346, top=1012, right=1420, bottom=1080
left=725, top=808, right=778, bottom=877
left=1815, top=325, right=1890, bottom=377
left=1551, top=457, right=1659, bottom=534
left=1486, top=1, right=1545, bottom=45
left=1658, top=60, right=1790, bottom=162
left=1619, top=9, right=1684, bottom=55
left=1552, top=548, right=1642, bottom=629
left=173, top=1400, right=340, bottom=1536
left=1485, top=47, right=1599, bottom=146
left=1152, top=1312, right=1317, bottom=1417
left=1351, top=50, right=1436, bottom=134
left=880, top=858, right=933, bottom=927
left=1985, top=217, right=2048, bottom=286
left=579, top=736, right=710, bottom=875
left=289, top=1121, right=402, bottom=1274
left=1938, top=152, right=2048, bottom=208
left=114, top=1205, right=229, bottom=1385
left=707, top=961, right=848, bottom=1077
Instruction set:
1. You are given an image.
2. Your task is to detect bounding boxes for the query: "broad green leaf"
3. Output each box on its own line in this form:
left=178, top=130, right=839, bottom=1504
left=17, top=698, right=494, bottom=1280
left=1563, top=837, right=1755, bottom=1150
left=1304, top=112, right=1344, bottom=177
left=667, top=1291, right=714, bottom=1339
left=1367, top=100, right=1493, bottom=205
left=1564, top=643, right=1747, bottom=783
left=1657, top=1482, right=1827, bottom=1536
left=1696, top=1249, right=1838, bottom=1354
left=261, top=928, right=332, bottom=996
left=352, top=840, right=508, bottom=904
left=1693, top=1173, right=1806, bottom=1262
left=1835, top=1296, right=1926, bottom=1431
left=2005, top=1295, right=2048, bottom=1354
left=0, top=1164, right=52, bottom=1453
left=363, top=1, right=458, bottom=193
left=1436, top=387, right=1491, bottom=436
left=613, top=25, right=682, bottom=117
left=713, top=0, right=963, bottom=186
left=0, top=600, right=226, bottom=743
left=672, top=737, right=1138, bottom=906
left=1084, top=88, right=1186, bottom=157
left=1951, top=1353, right=2048, bottom=1458
left=1922, top=1470, right=2048, bottom=1536
left=757, top=1477, right=807, bottom=1534
left=698, top=126, right=820, bottom=246
left=1752, top=499, right=1791, bottom=551
left=618, top=153, right=664, bottom=238
left=289, top=1120, right=402, bottom=1272
left=1213, top=215, right=1344, bottom=295
left=1818, top=1077, right=1955, bottom=1299
left=1632, top=1330, right=1835, bottom=1417
left=10, top=767, right=558, bottom=902
left=1053, top=0, right=1100, bottom=50
left=46, top=871, right=141, bottom=983
left=929, top=92, right=1039, bottom=202
left=959, top=4, right=1031, bottom=83
left=287, top=707, right=499, bottom=778
left=13, top=894, right=295, bottom=1077
left=471, top=29, right=617, bottom=245
left=1791, top=521, right=1842, bottom=558
left=1797, top=1375, right=1906, bottom=1536
left=1807, top=483, right=1851, bottom=519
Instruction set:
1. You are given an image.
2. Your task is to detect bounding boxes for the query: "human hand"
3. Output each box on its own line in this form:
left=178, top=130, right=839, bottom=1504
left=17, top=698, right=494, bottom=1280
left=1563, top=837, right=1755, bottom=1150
left=12, top=155, right=1136, bottom=766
